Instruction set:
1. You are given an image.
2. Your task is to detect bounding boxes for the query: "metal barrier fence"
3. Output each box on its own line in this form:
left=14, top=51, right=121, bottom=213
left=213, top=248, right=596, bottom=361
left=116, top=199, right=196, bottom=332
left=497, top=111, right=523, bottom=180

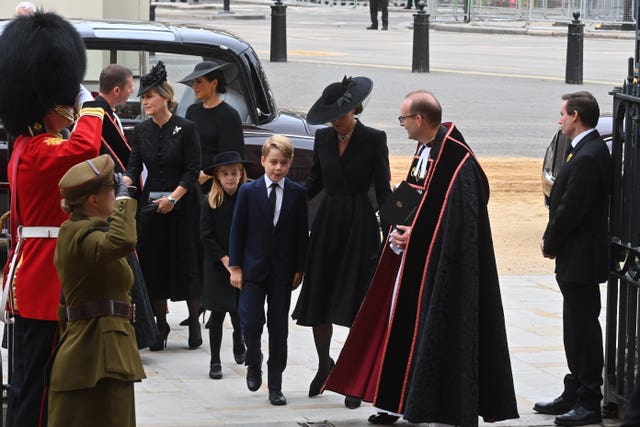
left=605, top=27, right=640, bottom=412
left=298, top=0, right=636, bottom=23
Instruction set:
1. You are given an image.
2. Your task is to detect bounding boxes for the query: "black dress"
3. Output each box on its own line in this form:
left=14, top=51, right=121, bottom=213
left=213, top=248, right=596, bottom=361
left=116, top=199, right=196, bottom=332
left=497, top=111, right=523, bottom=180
left=125, top=114, right=202, bottom=301
left=292, top=120, right=391, bottom=327
left=200, top=189, right=240, bottom=312
left=185, top=101, right=244, bottom=193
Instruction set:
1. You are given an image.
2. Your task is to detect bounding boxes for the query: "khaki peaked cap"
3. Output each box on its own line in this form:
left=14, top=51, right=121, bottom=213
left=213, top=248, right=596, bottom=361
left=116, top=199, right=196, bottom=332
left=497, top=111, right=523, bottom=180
left=59, top=155, right=115, bottom=203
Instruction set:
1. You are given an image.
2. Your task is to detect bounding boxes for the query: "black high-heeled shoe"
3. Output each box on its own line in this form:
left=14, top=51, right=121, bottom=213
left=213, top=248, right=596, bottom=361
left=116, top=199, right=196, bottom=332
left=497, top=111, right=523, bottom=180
left=149, top=323, right=170, bottom=352
left=308, top=358, right=335, bottom=397
left=180, top=306, right=206, bottom=326
left=188, top=319, right=202, bottom=349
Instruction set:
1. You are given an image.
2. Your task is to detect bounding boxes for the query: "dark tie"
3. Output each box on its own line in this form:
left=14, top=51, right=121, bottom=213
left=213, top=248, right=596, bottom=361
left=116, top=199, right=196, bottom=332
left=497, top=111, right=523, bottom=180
left=269, top=182, right=278, bottom=218
left=565, top=142, right=573, bottom=162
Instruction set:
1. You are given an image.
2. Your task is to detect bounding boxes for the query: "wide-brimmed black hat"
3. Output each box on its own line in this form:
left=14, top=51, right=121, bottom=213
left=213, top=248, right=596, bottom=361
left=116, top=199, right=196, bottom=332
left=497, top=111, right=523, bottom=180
left=178, top=60, right=239, bottom=87
left=0, top=11, right=87, bottom=135
left=306, top=76, right=373, bottom=125
left=137, top=61, right=167, bottom=96
left=203, top=151, right=252, bottom=176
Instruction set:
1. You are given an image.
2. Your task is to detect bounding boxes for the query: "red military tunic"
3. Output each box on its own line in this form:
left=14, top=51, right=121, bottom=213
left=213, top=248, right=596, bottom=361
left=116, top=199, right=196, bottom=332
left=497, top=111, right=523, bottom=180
left=6, top=109, right=104, bottom=321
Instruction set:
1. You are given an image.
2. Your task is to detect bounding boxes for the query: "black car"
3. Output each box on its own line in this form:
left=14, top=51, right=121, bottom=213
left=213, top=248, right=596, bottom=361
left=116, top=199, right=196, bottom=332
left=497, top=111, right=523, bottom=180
left=541, top=116, right=613, bottom=206
left=0, top=18, right=322, bottom=201
left=0, top=19, right=323, bottom=264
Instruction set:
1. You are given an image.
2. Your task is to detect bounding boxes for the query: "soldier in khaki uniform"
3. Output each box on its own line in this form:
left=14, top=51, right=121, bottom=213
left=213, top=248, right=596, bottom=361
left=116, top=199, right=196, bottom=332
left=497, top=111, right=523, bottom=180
left=49, top=155, right=146, bottom=427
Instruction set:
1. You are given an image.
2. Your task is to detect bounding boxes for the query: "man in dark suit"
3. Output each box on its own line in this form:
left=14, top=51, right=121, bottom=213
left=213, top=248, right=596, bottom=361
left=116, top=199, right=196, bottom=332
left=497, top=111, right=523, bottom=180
left=535, top=91, right=611, bottom=426
left=229, top=134, right=309, bottom=406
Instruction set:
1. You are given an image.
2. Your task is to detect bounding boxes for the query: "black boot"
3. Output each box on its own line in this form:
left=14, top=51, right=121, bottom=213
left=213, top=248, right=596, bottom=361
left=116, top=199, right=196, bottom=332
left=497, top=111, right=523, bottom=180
left=233, top=331, right=246, bottom=364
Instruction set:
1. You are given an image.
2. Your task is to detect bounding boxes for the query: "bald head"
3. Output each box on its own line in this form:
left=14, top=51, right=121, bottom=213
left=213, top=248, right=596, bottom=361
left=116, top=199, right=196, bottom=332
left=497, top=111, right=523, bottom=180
left=15, top=2, right=36, bottom=16
left=405, top=90, right=442, bottom=127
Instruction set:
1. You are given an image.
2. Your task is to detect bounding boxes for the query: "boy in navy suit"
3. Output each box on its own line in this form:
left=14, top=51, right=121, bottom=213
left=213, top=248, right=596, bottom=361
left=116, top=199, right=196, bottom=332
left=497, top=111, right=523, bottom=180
left=229, top=134, right=309, bottom=406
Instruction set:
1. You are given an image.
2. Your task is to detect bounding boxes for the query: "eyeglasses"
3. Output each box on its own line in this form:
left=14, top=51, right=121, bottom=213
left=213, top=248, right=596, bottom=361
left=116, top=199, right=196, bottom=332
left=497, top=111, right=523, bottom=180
left=398, top=114, right=419, bottom=124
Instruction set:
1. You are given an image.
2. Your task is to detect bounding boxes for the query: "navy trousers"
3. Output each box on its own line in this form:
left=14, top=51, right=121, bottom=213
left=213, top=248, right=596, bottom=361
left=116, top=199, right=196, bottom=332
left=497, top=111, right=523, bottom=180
left=6, top=315, right=58, bottom=427
left=238, top=276, right=291, bottom=391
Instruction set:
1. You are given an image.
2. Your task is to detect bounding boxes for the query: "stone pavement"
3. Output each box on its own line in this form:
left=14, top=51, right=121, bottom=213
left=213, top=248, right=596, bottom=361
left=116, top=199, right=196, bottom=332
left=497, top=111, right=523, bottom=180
left=125, top=275, right=618, bottom=426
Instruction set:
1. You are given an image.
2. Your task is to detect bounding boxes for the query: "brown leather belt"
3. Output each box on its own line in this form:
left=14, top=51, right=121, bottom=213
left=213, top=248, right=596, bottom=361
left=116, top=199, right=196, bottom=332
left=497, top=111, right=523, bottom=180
left=66, top=300, right=135, bottom=322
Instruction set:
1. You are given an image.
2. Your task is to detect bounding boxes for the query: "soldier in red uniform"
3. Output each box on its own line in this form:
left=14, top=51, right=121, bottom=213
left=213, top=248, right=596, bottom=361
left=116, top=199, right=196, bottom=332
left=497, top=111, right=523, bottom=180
left=0, top=12, right=104, bottom=427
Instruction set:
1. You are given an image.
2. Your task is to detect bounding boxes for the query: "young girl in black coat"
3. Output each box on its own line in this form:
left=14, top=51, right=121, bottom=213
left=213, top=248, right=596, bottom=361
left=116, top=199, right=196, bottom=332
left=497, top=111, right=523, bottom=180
left=200, top=151, right=251, bottom=379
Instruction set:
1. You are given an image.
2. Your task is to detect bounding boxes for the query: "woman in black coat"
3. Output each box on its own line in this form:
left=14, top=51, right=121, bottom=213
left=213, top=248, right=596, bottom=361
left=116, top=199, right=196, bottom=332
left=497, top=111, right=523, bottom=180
left=292, top=76, right=392, bottom=407
left=124, top=62, right=202, bottom=351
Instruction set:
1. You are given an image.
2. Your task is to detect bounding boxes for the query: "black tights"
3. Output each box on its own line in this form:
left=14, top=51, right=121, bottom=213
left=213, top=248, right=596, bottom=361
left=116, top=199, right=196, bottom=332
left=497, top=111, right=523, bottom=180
left=152, top=298, right=202, bottom=327
left=312, top=323, right=333, bottom=372
left=208, top=311, right=242, bottom=364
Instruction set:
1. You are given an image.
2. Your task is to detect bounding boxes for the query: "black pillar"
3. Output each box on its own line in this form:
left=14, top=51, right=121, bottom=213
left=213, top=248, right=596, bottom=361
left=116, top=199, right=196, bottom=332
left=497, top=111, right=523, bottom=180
left=270, top=0, right=287, bottom=62
left=223, top=0, right=231, bottom=12
left=150, top=4, right=157, bottom=21
left=412, top=1, right=430, bottom=73
left=565, top=10, right=584, bottom=84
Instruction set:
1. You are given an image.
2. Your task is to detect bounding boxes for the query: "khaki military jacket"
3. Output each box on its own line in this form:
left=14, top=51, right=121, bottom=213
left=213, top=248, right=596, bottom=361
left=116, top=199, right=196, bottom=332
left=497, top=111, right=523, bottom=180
left=51, top=197, right=146, bottom=391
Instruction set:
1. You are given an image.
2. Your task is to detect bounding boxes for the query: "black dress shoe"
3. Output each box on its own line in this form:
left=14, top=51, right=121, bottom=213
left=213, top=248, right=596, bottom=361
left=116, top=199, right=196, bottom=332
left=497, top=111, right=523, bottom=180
left=344, top=395, right=361, bottom=409
left=366, top=25, right=378, bottom=30
left=554, top=405, right=602, bottom=426
left=209, top=363, right=222, bottom=379
left=533, top=396, right=575, bottom=415
left=246, top=364, right=262, bottom=392
left=269, top=390, right=287, bottom=406
left=368, top=412, right=399, bottom=425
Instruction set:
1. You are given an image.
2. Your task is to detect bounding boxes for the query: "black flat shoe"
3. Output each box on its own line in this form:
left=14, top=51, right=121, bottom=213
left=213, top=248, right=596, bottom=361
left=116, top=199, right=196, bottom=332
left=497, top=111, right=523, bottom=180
left=368, top=412, right=399, bottom=425
left=554, top=405, right=602, bottom=426
left=534, top=396, right=575, bottom=415
left=209, top=363, right=222, bottom=379
left=344, top=395, right=361, bottom=409
left=308, top=358, right=335, bottom=397
left=246, top=364, right=262, bottom=392
left=269, top=390, right=287, bottom=406
left=149, top=323, right=170, bottom=351
left=366, top=25, right=378, bottom=30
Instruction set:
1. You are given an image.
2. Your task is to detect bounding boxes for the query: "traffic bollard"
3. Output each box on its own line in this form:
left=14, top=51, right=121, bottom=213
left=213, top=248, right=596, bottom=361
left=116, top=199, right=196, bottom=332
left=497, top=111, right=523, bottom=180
left=565, top=10, right=583, bottom=84
left=270, top=0, right=287, bottom=62
left=224, top=0, right=231, bottom=12
left=150, top=4, right=157, bottom=21
left=412, top=1, right=430, bottom=73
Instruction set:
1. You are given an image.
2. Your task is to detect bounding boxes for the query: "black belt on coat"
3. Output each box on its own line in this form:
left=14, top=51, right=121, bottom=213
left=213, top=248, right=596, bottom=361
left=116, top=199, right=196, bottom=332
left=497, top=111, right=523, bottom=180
left=66, top=300, right=135, bottom=322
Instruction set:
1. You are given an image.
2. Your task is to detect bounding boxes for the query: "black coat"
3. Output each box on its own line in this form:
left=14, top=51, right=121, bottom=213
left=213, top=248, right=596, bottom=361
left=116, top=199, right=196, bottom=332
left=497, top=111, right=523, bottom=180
left=543, top=129, right=611, bottom=284
left=200, top=190, right=239, bottom=312
left=125, top=115, right=202, bottom=301
left=292, top=120, right=391, bottom=327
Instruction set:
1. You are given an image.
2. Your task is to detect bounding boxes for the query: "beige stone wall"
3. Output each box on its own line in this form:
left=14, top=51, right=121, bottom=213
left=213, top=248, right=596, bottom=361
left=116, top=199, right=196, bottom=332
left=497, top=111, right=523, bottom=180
left=0, top=0, right=150, bottom=20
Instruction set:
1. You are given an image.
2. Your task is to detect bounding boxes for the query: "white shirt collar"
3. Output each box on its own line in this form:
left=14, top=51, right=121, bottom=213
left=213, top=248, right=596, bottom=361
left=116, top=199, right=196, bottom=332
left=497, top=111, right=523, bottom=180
left=264, top=175, right=284, bottom=189
left=571, top=128, right=595, bottom=148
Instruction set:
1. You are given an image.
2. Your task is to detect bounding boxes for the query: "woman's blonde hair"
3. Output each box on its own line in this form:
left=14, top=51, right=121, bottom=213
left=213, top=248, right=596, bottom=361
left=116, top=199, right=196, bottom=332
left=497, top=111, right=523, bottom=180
left=208, top=163, right=248, bottom=209
left=154, top=81, right=178, bottom=112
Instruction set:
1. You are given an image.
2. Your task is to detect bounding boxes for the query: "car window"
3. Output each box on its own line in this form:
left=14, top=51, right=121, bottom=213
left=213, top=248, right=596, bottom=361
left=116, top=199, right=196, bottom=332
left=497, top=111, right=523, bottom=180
left=84, top=49, right=251, bottom=123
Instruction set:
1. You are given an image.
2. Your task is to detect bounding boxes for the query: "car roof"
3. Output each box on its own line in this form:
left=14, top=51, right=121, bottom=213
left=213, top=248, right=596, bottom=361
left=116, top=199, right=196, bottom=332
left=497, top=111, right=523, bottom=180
left=0, top=19, right=251, bottom=55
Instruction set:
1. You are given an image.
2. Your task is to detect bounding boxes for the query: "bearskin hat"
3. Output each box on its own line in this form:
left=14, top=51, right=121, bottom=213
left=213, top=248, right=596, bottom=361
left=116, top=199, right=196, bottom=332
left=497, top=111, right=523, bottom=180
left=0, top=11, right=86, bottom=136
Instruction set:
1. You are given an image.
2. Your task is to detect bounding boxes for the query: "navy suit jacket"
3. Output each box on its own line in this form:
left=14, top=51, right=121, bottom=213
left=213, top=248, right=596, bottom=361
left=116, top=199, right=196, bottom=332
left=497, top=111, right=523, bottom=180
left=543, top=129, right=611, bottom=284
left=229, top=175, right=309, bottom=284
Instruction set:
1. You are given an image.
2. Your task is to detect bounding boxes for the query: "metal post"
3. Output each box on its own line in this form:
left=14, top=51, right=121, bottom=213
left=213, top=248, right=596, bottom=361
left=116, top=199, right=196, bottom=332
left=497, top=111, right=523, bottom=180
left=223, top=0, right=231, bottom=12
left=270, top=0, right=287, bottom=62
left=412, top=1, right=430, bottom=73
left=565, top=10, right=583, bottom=84
left=150, top=3, right=157, bottom=21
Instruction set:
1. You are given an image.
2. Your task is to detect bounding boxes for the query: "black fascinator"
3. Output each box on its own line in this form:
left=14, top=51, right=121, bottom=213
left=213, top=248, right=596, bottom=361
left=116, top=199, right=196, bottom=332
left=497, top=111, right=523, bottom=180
left=137, top=61, right=168, bottom=96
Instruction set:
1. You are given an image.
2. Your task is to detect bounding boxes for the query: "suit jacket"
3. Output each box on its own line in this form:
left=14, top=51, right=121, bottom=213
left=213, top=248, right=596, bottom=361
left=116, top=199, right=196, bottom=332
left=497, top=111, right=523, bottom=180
left=51, top=197, right=146, bottom=391
left=229, top=175, right=308, bottom=284
left=543, top=129, right=611, bottom=284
